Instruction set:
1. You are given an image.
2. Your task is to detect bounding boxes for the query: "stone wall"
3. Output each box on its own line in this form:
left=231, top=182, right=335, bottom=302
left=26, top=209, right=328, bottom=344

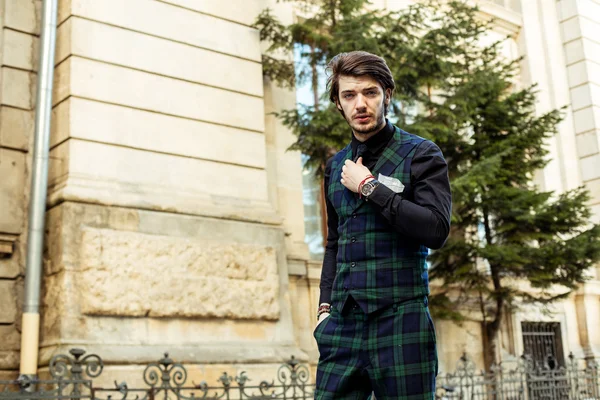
left=0, top=0, right=40, bottom=378
left=0, top=0, right=316, bottom=383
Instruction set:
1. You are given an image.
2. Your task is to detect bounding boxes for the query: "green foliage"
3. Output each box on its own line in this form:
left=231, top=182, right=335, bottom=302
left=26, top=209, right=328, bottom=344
left=256, top=0, right=600, bottom=361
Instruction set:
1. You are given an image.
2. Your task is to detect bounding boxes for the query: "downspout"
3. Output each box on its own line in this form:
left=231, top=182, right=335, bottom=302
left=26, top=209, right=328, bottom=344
left=19, top=0, right=58, bottom=379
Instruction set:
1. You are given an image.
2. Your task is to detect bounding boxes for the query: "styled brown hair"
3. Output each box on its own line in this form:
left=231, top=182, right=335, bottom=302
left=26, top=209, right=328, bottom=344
left=326, top=51, right=395, bottom=114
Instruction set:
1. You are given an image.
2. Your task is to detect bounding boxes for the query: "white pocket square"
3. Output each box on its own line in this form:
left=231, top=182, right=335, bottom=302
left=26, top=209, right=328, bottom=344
left=378, top=173, right=405, bottom=193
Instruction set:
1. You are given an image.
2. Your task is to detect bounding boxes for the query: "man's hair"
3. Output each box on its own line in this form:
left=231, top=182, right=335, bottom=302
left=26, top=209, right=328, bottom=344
left=326, top=51, right=395, bottom=114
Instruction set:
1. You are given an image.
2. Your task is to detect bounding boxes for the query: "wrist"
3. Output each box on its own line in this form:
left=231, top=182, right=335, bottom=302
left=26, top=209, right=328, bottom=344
left=317, top=303, right=331, bottom=320
left=357, top=175, right=376, bottom=196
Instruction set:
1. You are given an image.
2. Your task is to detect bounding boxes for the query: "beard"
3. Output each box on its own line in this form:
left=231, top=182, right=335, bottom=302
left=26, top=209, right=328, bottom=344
left=346, top=108, right=386, bottom=135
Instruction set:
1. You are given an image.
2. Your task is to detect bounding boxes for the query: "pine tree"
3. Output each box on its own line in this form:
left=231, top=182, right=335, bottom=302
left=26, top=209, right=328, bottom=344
left=256, top=0, right=600, bottom=369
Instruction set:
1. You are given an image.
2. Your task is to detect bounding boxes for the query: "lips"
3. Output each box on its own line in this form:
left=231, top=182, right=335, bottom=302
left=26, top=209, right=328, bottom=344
left=354, top=115, right=371, bottom=123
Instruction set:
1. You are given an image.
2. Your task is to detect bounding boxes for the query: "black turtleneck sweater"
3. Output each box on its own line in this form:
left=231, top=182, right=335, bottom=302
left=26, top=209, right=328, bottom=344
left=319, top=120, right=452, bottom=305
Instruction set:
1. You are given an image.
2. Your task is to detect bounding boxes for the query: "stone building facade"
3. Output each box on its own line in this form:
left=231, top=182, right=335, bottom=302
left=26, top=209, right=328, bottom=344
left=0, top=0, right=598, bottom=384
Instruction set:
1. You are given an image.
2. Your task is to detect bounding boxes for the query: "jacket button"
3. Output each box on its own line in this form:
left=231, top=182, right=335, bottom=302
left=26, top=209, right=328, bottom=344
left=351, top=237, right=356, bottom=243
left=351, top=262, right=356, bottom=267
left=352, top=213, right=357, bottom=219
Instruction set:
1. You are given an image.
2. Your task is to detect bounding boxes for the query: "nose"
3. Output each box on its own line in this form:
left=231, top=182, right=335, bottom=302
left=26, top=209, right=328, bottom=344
left=355, top=94, right=367, bottom=110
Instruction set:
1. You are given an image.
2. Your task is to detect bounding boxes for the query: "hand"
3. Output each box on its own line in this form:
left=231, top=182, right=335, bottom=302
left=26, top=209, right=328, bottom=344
left=315, top=312, right=330, bottom=329
left=341, top=157, right=374, bottom=193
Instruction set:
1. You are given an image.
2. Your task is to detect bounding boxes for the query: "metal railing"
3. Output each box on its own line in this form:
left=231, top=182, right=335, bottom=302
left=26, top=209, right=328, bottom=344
left=1, top=348, right=599, bottom=399
left=436, top=353, right=600, bottom=400
left=0, top=349, right=314, bottom=400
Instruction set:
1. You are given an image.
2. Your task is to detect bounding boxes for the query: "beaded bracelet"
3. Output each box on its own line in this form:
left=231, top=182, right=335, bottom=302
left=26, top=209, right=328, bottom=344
left=317, top=304, right=331, bottom=320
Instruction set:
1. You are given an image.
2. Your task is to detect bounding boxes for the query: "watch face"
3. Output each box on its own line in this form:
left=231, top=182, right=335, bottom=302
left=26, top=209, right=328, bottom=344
left=361, top=181, right=377, bottom=197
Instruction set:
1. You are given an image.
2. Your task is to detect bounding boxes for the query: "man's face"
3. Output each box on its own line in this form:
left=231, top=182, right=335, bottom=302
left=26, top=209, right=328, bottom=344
left=336, top=75, right=390, bottom=137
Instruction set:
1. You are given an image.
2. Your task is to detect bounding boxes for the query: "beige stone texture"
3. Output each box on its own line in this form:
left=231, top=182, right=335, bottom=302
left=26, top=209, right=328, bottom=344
left=55, top=17, right=263, bottom=97
left=58, top=0, right=261, bottom=61
left=0, top=351, right=19, bottom=370
left=46, top=139, right=278, bottom=225
left=0, top=67, right=33, bottom=110
left=580, top=153, right=600, bottom=181
left=558, top=0, right=600, bottom=22
left=2, top=29, right=37, bottom=71
left=565, top=39, right=600, bottom=66
left=50, top=98, right=266, bottom=169
left=52, top=57, right=264, bottom=132
left=0, top=107, right=32, bottom=151
left=77, top=228, right=280, bottom=320
left=576, top=130, right=600, bottom=158
left=0, top=370, right=18, bottom=381
left=3, top=0, right=41, bottom=34
left=435, top=319, right=485, bottom=373
left=573, top=106, right=600, bottom=134
left=0, top=280, right=17, bottom=323
left=0, top=148, right=25, bottom=234
left=568, top=60, right=600, bottom=88
left=0, top=325, right=21, bottom=351
left=158, top=0, right=264, bottom=26
left=39, top=202, right=304, bottom=365
left=570, top=83, right=600, bottom=111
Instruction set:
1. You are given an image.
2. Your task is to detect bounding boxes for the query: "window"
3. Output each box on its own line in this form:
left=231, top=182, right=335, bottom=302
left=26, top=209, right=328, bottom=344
left=521, top=321, right=565, bottom=369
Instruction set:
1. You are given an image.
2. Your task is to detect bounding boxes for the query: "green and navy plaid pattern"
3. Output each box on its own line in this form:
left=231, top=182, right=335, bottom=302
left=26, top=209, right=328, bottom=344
left=327, top=127, right=430, bottom=315
left=314, top=297, right=438, bottom=399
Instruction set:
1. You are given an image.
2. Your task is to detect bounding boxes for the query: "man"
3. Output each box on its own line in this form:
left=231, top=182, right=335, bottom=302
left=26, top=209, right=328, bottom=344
left=314, top=51, right=452, bottom=399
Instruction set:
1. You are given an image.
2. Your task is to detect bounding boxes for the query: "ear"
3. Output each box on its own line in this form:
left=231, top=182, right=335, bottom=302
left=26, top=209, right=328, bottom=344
left=384, top=88, right=392, bottom=105
left=335, top=99, right=343, bottom=111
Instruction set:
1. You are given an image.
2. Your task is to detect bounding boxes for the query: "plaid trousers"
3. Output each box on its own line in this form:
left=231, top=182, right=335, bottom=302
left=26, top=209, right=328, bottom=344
left=314, top=297, right=437, bottom=400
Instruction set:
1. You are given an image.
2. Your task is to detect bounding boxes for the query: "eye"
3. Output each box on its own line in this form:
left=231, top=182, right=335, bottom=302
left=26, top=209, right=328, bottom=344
left=343, top=94, right=354, bottom=99
left=366, top=91, right=377, bottom=96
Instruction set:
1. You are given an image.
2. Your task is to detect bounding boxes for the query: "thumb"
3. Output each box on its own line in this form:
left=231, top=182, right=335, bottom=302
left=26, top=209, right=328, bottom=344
left=357, top=157, right=364, bottom=165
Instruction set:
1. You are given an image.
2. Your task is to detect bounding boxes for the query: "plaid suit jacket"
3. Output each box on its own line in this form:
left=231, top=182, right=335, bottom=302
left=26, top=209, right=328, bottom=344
left=327, top=126, right=430, bottom=314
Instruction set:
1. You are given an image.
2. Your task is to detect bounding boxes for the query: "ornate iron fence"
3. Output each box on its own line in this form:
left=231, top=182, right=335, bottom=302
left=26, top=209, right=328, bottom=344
left=0, top=349, right=314, bottom=400
left=436, top=353, right=600, bottom=400
left=1, top=349, right=599, bottom=400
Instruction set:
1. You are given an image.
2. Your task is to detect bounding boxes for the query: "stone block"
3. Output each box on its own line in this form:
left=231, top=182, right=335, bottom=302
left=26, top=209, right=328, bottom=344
left=46, top=139, right=278, bottom=225
left=77, top=228, right=280, bottom=319
left=0, top=149, right=25, bottom=234
left=0, top=68, right=33, bottom=110
left=565, top=39, right=585, bottom=65
left=51, top=97, right=266, bottom=169
left=3, top=0, right=40, bottom=34
left=576, top=130, right=600, bottom=158
left=60, top=17, right=263, bottom=97
left=0, top=351, right=19, bottom=370
left=557, top=0, right=577, bottom=21
left=0, top=235, right=21, bottom=278
left=0, top=280, right=17, bottom=323
left=158, top=0, right=264, bottom=26
left=0, top=325, right=21, bottom=351
left=0, top=370, right=19, bottom=381
left=561, top=16, right=582, bottom=43
left=573, top=106, right=600, bottom=134
left=62, top=0, right=261, bottom=61
left=0, top=107, right=33, bottom=151
left=581, top=153, right=600, bottom=182
left=571, top=83, right=600, bottom=111
left=2, top=29, right=37, bottom=71
left=52, top=57, right=265, bottom=132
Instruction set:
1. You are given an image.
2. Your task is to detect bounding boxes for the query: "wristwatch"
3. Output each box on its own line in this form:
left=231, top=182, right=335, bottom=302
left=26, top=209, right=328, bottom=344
left=360, top=179, right=380, bottom=199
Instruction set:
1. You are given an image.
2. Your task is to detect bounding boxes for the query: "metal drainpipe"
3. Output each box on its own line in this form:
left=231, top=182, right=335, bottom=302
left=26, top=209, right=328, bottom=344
left=20, top=0, right=58, bottom=379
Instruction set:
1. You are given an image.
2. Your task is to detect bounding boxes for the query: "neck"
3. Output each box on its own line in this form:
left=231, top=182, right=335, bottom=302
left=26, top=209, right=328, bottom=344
left=352, top=119, right=387, bottom=143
